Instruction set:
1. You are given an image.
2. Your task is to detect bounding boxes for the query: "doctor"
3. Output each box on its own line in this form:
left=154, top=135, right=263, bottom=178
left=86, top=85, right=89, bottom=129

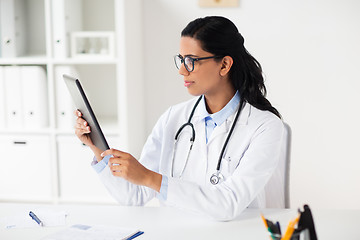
left=75, top=16, right=285, bottom=221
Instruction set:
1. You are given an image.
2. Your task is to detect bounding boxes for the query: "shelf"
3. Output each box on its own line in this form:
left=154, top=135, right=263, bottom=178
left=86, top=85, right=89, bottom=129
left=0, top=56, right=48, bottom=65
left=52, top=58, right=118, bottom=65
left=0, top=57, right=119, bottom=65
left=0, top=128, right=52, bottom=135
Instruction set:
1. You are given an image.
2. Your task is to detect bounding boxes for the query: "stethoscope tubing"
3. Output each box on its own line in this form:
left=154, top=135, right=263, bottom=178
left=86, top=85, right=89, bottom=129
left=171, top=95, right=245, bottom=184
left=174, top=96, right=202, bottom=142
left=171, top=138, right=194, bottom=178
left=215, top=98, right=244, bottom=171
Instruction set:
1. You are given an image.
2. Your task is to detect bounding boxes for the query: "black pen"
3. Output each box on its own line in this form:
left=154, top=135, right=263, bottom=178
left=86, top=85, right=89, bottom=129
left=276, top=221, right=281, bottom=235
left=29, top=211, right=44, bottom=227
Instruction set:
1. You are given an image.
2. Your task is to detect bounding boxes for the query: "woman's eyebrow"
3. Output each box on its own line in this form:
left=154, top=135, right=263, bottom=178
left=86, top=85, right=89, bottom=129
left=184, top=54, right=199, bottom=58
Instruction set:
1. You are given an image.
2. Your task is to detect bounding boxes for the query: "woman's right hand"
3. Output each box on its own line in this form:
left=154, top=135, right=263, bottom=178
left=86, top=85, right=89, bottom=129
left=74, top=110, right=94, bottom=147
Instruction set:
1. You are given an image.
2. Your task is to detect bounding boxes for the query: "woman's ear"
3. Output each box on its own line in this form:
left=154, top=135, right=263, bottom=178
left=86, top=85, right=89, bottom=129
left=219, top=56, right=233, bottom=77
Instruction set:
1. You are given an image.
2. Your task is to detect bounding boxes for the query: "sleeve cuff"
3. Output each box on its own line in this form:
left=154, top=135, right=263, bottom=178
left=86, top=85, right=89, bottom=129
left=91, top=155, right=111, bottom=173
left=156, top=175, right=168, bottom=201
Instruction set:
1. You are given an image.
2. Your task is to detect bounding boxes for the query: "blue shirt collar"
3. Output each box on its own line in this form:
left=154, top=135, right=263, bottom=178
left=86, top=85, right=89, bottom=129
left=198, top=91, right=240, bottom=126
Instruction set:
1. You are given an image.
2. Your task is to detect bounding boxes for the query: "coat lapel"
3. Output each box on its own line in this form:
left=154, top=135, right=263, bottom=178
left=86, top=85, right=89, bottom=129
left=206, top=102, right=251, bottom=145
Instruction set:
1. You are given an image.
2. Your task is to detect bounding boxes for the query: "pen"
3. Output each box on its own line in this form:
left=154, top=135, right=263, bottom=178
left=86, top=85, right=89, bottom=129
left=276, top=221, right=281, bottom=235
left=29, top=211, right=44, bottom=227
left=261, top=214, right=277, bottom=240
left=281, top=215, right=300, bottom=240
left=126, top=231, right=144, bottom=240
left=261, top=214, right=269, bottom=228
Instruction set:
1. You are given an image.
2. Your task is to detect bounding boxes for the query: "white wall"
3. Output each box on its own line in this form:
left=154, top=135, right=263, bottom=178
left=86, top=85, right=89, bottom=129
left=141, top=0, right=360, bottom=209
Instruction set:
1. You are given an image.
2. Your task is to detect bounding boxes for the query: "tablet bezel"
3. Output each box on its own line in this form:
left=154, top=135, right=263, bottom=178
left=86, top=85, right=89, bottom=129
left=63, top=74, right=109, bottom=151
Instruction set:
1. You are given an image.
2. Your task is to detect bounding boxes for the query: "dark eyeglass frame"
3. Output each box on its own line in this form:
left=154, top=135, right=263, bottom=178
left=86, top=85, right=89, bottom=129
left=174, top=54, right=222, bottom=72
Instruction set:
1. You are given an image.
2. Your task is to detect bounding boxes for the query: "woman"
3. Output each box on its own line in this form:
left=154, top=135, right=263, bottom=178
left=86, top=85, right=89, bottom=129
left=75, top=16, right=285, bottom=221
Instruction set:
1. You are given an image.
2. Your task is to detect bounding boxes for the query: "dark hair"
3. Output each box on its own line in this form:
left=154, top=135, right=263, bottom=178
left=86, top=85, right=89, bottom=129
left=181, top=16, right=281, bottom=118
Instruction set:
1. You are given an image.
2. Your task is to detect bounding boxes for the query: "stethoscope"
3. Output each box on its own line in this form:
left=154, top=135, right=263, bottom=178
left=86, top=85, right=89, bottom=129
left=171, top=95, right=245, bottom=185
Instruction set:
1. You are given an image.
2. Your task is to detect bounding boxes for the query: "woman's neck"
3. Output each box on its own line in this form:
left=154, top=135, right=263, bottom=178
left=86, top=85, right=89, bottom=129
left=204, top=87, right=236, bottom=114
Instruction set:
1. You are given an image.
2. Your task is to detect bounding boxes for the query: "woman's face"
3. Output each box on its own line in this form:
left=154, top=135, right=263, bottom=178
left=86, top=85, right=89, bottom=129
left=178, top=37, right=227, bottom=97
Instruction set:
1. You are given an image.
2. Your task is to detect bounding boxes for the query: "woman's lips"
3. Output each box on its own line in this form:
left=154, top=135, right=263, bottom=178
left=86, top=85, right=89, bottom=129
left=184, top=81, right=194, bottom=87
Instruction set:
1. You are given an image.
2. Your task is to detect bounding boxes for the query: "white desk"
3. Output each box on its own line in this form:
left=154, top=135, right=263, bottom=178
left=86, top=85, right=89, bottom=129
left=0, top=202, right=359, bottom=240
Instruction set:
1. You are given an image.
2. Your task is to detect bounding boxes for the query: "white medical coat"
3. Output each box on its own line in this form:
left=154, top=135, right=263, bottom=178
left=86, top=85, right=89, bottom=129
left=96, top=97, right=285, bottom=221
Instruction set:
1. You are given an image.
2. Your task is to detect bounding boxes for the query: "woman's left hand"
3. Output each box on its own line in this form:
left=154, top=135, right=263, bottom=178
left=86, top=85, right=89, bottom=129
left=101, top=148, right=161, bottom=192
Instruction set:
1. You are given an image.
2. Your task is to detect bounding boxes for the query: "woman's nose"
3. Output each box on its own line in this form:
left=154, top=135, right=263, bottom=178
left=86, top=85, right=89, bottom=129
left=178, top=63, right=189, bottom=76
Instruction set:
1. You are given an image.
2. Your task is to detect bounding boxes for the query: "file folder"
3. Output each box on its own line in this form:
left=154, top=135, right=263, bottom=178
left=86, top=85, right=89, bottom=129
left=3, top=66, right=48, bottom=130
left=4, top=66, right=23, bottom=128
left=51, top=0, right=82, bottom=58
left=0, top=66, right=6, bottom=128
left=0, top=0, right=25, bottom=57
left=21, top=66, right=48, bottom=129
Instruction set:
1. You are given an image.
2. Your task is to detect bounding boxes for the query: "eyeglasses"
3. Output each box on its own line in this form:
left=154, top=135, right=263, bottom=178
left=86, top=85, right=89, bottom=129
left=174, top=54, right=221, bottom=72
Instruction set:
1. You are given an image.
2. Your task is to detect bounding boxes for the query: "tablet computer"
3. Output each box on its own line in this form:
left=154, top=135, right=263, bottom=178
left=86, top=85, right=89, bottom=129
left=63, top=74, right=110, bottom=151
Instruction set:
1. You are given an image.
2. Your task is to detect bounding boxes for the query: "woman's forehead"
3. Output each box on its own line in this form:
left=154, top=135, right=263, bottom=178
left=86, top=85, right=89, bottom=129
left=179, top=37, right=208, bottom=56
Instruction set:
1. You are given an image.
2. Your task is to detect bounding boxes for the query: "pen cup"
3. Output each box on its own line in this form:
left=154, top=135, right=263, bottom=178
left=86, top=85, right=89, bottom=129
left=268, top=233, right=281, bottom=240
left=268, top=229, right=309, bottom=240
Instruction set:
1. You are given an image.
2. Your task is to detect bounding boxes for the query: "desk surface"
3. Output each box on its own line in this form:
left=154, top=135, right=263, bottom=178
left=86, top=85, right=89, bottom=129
left=0, top=202, right=359, bottom=240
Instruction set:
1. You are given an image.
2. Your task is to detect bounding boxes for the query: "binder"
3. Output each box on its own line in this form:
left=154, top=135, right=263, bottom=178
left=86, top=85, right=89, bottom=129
left=0, top=0, right=2, bottom=58
left=4, top=66, right=23, bottom=128
left=0, top=0, right=25, bottom=58
left=54, top=66, right=78, bottom=130
left=21, top=66, right=48, bottom=129
left=0, top=66, right=6, bottom=128
left=51, top=0, right=82, bottom=58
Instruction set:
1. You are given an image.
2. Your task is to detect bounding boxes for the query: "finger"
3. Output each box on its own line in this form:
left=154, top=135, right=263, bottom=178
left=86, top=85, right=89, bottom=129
left=76, top=117, right=88, bottom=127
left=75, top=120, right=90, bottom=130
left=74, top=126, right=91, bottom=135
left=110, top=165, right=127, bottom=177
left=101, top=148, right=127, bottom=158
left=75, top=122, right=82, bottom=129
left=109, top=163, right=121, bottom=172
left=74, top=109, right=82, bottom=117
left=78, top=124, right=90, bottom=132
left=75, top=127, right=91, bottom=136
left=111, top=171, right=122, bottom=177
left=75, top=120, right=91, bottom=132
left=108, top=157, right=121, bottom=165
left=75, top=122, right=91, bottom=132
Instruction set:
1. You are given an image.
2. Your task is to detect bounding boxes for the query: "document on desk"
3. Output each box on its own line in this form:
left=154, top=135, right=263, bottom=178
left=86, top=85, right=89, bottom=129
left=42, top=224, right=144, bottom=240
left=0, top=209, right=67, bottom=229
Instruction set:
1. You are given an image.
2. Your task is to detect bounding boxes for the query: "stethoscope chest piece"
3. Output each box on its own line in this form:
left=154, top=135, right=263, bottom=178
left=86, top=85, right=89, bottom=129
left=210, top=171, right=224, bottom=185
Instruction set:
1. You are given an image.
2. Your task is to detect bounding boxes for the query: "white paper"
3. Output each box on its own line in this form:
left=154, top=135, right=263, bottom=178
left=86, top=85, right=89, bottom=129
left=42, top=224, right=141, bottom=240
left=0, top=209, right=67, bottom=229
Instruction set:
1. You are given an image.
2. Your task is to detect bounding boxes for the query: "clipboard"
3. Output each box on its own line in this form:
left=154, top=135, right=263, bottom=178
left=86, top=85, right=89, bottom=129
left=63, top=74, right=109, bottom=151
